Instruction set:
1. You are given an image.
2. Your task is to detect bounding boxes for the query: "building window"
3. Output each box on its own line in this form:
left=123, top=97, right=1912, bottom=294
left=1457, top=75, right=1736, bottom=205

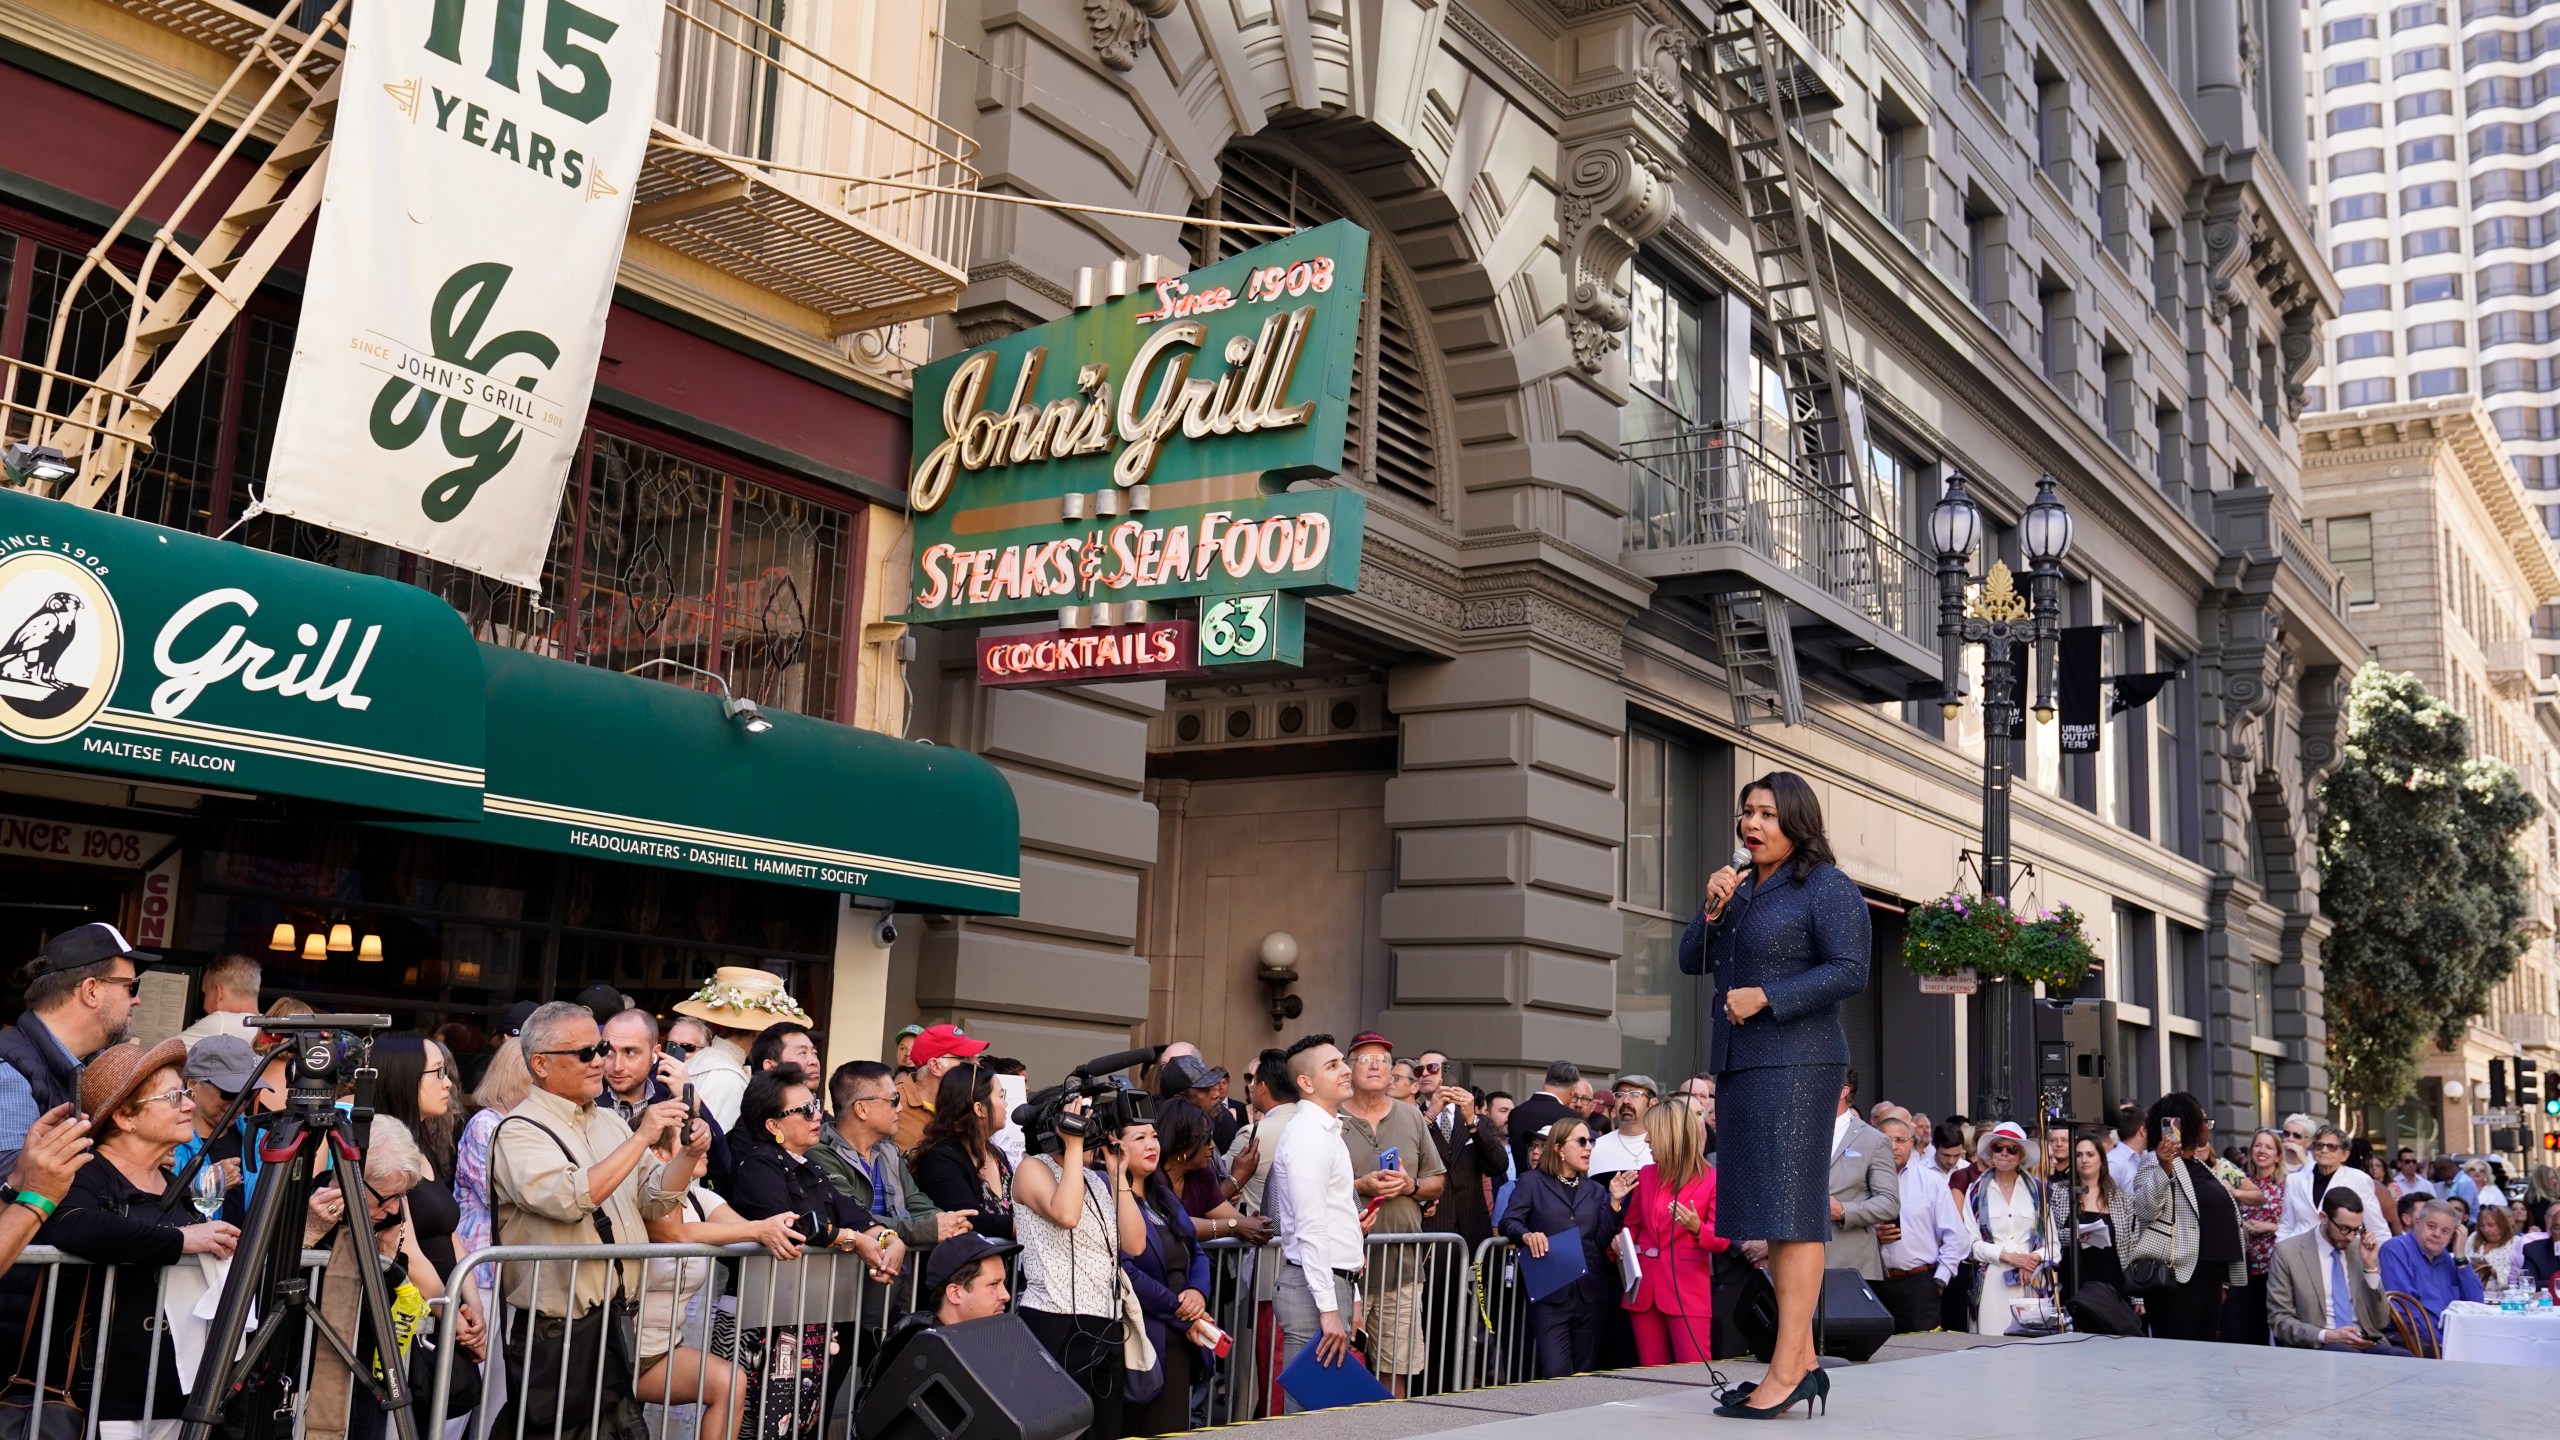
left=2251, top=963, right=2277, bottom=1041
left=2330, top=193, right=2386, bottom=224
left=2035, top=60, right=2069, bottom=181
left=2155, top=399, right=2184, bottom=491
left=2156, top=653, right=2194, bottom=860
left=1620, top=726, right=1724, bottom=1080
left=2401, top=181, right=2456, bottom=213
left=2340, top=284, right=2389, bottom=313
left=2333, top=239, right=2388, bottom=269
left=1183, top=146, right=1445, bottom=514
left=1965, top=0, right=1995, bottom=81
left=2329, top=148, right=2385, bottom=179
left=2399, top=136, right=2454, bottom=165
left=2329, top=514, right=2377, bottom=605
left=2404, top=228, right=2461, bottom=259
left=2395, top=90, right=2452, bottom=121
left=2340, top=377, right=2398, bottom=406
left=2336, top=331, right=2394, bottom=361
left=2112, top=903, right=2158, bottom=1008
left=2409, top=319, right=2465, bottom=351
left=2407, top=274, right=2463, bottom=303
left=2391, top=2, right=2445, bottom=29
left=2107, top=616, right=2150, bottom=835
left=2328, top=103, right=2383, bottom=135
left=1627, top=264, right=1713, bottom=441
left=1878, top=102, right=1922, bottom=229
left=2396, top=44, right=2449, bottom=74
left=2324, top=16, right=2378, bottom=44
left=2329, top=59, right=2375, bottom=86
left=2411, top=366, right=2470, bottom=397
left=2039, top=275, right=2073, bottom=379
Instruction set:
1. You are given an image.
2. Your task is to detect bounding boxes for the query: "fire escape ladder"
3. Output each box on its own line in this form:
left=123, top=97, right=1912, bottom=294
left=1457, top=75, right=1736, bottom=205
left=1708, top=8, right=1885, bottom=642
left=1711, top=587, right=1805, bottom=730
left=33, top=0, right=348, bottom=511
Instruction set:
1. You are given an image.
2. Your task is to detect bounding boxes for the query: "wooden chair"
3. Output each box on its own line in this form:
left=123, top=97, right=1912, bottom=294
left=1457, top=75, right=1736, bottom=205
left=2384, top=1291, right=2441, bottom=1359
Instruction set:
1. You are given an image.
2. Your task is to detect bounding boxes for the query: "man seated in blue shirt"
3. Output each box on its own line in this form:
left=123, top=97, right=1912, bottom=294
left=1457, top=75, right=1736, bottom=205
left=2379, top=1198, right=2484, bottom=1336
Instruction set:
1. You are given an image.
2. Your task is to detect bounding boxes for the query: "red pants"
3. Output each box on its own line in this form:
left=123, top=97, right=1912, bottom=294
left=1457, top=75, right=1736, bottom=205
left=1628, top=1306, right=1714, bottom=1365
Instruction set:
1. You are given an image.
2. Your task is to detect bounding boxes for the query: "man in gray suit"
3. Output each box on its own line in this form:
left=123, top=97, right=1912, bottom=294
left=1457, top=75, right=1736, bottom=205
left=1825, top=1073, right=1900, bottom=1280
left=2268, top=1189, right=2409, bottom=1355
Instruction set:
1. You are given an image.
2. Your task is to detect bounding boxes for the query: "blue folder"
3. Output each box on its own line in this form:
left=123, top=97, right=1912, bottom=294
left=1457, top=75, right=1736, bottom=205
left=1278, top=1338, right=1394, bottom=1410
left=1519, top=1225, right=1588, bottom=1302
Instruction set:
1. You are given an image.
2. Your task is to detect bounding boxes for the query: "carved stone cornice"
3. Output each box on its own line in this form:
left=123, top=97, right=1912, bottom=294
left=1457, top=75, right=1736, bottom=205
left=1455, top=561, right=1638, bottom=664
left=1084, top=0, right=1179, bottom=73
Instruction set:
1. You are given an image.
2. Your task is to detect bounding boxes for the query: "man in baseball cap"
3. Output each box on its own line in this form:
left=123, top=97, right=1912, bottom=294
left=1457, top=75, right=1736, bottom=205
left=177, top=1035, right=271, bottom=1210
left=892, top=1024, right=926, bottom=1069
left=896, top=1024, right=988, bottom=1151
left=0, top=923, right=149, bottom=1176
left=861, top=1231, right=1022, bottom=1402
left=1156, top=1053, right=1227, bottom=1102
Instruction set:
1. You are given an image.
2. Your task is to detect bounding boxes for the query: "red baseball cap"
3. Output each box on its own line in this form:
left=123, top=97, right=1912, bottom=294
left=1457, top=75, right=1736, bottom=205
left=1348, top=1031, right=1393, bottom=1055
left=910, top=1023, right=988, bottom=1065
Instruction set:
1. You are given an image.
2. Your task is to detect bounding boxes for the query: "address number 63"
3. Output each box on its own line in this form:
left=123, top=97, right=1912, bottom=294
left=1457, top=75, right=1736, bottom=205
left=1200, top=595, right=1275, bottom=661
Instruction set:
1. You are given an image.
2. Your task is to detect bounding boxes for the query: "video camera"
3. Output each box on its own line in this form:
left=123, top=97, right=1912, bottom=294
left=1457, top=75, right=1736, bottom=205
left=249, top=1013, right=391, bottom=1114
left=1013, top=1045, right=1163, bottom=1155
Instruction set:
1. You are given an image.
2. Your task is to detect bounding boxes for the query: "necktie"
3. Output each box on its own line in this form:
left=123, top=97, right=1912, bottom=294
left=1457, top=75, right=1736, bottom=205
left=1439, top=1107, right=1454, bottom=1141
left=2330, top=1246, right=2355, bottom=1330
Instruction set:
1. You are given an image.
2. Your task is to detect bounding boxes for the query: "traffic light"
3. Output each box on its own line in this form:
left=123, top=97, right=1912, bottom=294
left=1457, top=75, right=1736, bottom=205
left=2546, top=1095, right=2560, bottom=1117
left=2545, top=1132, right=2560, bottom=1152
left=2492, top=1058, right=2510, bottom=1108
left=2521, top=1058, right=2542, bottom=1108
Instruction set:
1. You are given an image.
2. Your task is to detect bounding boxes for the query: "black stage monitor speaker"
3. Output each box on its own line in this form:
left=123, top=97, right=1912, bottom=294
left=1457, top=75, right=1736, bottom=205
left=1814, top=1268, right=1896, bottom=1363
left=855, top=1313, right=1094, bottom=1440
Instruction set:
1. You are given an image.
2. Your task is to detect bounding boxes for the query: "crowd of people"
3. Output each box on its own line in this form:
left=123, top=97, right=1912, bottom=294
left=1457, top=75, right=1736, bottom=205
left=0, top=922, right=2551, bottom=1440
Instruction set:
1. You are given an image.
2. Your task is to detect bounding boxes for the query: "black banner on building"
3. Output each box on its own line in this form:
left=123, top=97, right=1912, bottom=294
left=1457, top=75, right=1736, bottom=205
left=2059, top=626, right=2105, bottom=754
left=2007, top=640, right=2030, bottom=742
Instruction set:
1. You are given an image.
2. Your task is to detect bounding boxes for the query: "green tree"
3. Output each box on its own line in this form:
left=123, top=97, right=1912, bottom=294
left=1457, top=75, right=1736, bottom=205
left=2317, top=664, right=2541, bottom=1123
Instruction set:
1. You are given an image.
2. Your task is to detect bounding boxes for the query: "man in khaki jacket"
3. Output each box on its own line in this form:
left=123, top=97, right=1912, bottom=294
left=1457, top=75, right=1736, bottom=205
left=491, top=1001, right=702, bottom=1322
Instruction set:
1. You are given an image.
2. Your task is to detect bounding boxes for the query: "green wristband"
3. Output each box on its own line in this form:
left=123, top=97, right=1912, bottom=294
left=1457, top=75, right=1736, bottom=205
left=14, top=1191, right=55, bottom=1219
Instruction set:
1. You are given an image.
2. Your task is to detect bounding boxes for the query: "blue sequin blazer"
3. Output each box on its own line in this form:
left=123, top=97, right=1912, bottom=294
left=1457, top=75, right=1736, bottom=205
left=1676, top=860, right=1871, bottom=1074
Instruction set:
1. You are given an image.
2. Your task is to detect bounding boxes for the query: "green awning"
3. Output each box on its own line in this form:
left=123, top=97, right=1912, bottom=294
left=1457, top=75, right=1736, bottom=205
left=0, top=489, right=484, bottom=818
left=429, top=646, right=1021, bottom=914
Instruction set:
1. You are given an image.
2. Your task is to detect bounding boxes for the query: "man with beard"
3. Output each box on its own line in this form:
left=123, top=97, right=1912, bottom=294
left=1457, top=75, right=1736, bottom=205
left=0, top=923, right=141, bottom=1174
left=599, top=1008, right=732, bottom=1189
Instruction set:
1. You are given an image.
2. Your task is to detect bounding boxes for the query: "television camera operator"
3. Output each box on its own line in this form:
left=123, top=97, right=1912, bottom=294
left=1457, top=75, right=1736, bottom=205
left=1009, top=1047, right=1161, bottom=1440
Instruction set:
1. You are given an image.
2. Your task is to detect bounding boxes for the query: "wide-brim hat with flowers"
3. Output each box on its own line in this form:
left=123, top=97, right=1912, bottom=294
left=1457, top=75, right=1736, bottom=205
left=83, top=1037, right=191, bottom=1124
left=672, top=966, right=812, bottom=1032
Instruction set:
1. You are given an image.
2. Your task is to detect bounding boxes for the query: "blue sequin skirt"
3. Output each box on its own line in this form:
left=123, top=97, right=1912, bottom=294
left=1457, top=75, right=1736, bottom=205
left=1714, top=1062, right=1847, bottom=1243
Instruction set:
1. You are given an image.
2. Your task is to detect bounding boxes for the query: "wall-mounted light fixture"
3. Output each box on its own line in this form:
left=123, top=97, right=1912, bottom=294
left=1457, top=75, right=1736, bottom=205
left=626, top=658, right=774, bottom=734
left=1258, top=931, right=1303, bottom=1032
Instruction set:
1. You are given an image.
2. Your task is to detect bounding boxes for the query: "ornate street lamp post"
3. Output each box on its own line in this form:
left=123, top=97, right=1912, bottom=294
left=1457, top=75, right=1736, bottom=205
left=1930, top=472, right=2075, bottom=1121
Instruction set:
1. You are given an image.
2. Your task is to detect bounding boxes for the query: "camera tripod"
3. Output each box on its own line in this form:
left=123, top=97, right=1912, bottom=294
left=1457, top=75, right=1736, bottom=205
left=178, top=1016, right=418, bottom=1440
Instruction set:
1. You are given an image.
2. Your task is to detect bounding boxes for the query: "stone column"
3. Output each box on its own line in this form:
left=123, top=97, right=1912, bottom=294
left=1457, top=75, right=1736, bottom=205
left=2261, top=0, right=2307, bottom=193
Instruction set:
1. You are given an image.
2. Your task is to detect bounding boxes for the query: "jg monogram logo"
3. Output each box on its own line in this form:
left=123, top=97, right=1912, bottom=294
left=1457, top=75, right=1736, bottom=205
left=369, top=261, right=561, bottom=522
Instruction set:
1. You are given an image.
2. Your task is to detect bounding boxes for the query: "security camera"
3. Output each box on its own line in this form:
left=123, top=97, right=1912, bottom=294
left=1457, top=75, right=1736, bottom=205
left=872, top=913, right=900, bottom=948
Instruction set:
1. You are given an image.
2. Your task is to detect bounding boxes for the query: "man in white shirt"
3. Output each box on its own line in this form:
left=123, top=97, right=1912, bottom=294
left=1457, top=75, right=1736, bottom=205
left=2279, top=1124, right=2386, bottom=1243
left=2103, top=1107, right=2145, bottom=1195
left=176, top=953, right=261, bottom=1050
left=1872, top=1117, right=1968, bottom=1332
left=2280, top=1113, right=2318, bottom=1174
left=1264, top=1033, right=1361, bottom=1409
left=1587, top=1074, right=1658, bottom=1177
left=2392, top=1147, right=2437, bottom=1200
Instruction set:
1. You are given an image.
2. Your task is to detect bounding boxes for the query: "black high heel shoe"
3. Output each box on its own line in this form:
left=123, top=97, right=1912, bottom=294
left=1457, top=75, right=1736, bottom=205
left=1713, top=1368, right=1828, bottom=1419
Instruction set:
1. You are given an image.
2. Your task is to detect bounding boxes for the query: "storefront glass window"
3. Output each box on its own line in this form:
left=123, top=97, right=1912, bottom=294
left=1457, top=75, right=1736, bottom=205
left=182, top=819, right=836, bottom=1073
left=1620, top=726, right=1723, bottom=1081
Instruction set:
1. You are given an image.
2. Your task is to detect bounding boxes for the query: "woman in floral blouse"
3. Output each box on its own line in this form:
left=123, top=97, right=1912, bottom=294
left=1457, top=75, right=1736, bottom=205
left=2221, top=1127, right=2285, bottom=1345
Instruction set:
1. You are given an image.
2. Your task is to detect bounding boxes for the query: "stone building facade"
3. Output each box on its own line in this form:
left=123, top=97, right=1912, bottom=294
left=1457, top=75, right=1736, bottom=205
left=891, top=0, right=2359, bottom=1133
left=2302, top=400, right=2560, bottom=1162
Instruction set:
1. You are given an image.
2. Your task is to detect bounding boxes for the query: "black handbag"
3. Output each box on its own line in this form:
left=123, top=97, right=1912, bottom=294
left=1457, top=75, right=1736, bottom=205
left=2067, top=1281, right=2143, bottom=1336
left=2123, top=1182, right=2177, bottom=1297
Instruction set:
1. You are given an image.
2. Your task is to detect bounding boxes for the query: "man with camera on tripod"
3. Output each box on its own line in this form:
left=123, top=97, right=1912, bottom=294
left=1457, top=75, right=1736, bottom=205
left=490, top=1002, right=710, bottom=1440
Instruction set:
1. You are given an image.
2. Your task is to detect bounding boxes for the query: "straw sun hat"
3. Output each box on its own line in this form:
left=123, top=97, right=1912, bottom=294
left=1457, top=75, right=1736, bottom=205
left=672, top=966, right=813, bottom=1033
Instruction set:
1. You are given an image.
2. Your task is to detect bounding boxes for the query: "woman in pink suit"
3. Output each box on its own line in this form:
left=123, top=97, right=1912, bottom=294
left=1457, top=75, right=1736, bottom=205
left=1623, top=1096, right=1726, bottom=1363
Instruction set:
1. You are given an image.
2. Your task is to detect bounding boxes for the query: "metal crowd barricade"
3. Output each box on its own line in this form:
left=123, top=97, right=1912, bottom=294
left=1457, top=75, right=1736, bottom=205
left=0, top=1245, right=333, bottom=1440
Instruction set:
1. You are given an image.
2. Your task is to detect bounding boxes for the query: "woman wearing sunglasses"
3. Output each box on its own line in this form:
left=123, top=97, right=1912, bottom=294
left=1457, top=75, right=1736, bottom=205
left=729, top=1063, right=898, bottom=1440
left=1498, top=1115, right=1637, bottom=1378
left=1961, top=1122, right=2053, bottom=1335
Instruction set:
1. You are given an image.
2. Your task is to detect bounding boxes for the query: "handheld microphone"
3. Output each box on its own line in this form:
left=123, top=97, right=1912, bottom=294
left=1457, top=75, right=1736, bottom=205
left=1706, top=846, right=1752, bottom=920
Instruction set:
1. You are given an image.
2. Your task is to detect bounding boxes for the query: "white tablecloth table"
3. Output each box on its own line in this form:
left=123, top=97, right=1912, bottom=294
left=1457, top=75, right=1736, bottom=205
left=2438, top=1301, right=2560, bottom=1366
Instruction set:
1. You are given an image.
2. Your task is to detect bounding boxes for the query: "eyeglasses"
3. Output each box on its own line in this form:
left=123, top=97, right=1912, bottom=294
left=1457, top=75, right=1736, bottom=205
left=423, top=1065, right=449, bottom=1081
left=782, top=1100, right=825, bottom=1121
left=664, top=1043, right=700, bottom=1060
left=2315, top=1140, right=2346, bottom=1153
left=1415, top=1062, right=1443, bottom=1075
left=95, top=975, right=141, bottom=996
left=136, top=1088, right=192, bottom=1110
left=852, top=1092, right=903, bottom=1110
left=537, top=1046, right=606, bottom=1064
left=1990, top=1144, right=2023, bottom=1157
left=1567, top=1136, right=1593, bottom=1147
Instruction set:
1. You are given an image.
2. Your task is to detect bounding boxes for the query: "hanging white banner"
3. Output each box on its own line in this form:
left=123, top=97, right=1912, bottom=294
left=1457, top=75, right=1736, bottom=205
left=262, top=0, right=662, bottom=588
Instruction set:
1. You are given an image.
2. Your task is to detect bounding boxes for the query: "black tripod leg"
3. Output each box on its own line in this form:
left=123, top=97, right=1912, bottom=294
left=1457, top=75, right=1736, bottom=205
left=341, top=1202, right=420, bottom=1440
left=183, top=1119, right=310, bottom=1440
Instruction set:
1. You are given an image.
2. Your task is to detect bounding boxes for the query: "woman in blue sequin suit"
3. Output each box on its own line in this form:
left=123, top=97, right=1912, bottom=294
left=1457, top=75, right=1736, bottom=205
left=1678, top=772, right=1869, bottom=1419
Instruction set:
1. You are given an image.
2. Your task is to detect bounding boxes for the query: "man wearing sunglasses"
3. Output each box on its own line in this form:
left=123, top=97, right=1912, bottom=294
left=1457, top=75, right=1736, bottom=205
left=0, top=922, right=145, bottom=1178
left=2277, top=1124, right=2385, bottom=1245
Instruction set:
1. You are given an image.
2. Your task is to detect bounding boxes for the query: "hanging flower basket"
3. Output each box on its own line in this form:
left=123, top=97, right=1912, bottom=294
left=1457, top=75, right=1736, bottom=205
left=1902, top=894, right=2100, bottom=993
left=1902, top=893, right=2016, bottom=978
left=2009, top=906, right=2101, bottom=991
